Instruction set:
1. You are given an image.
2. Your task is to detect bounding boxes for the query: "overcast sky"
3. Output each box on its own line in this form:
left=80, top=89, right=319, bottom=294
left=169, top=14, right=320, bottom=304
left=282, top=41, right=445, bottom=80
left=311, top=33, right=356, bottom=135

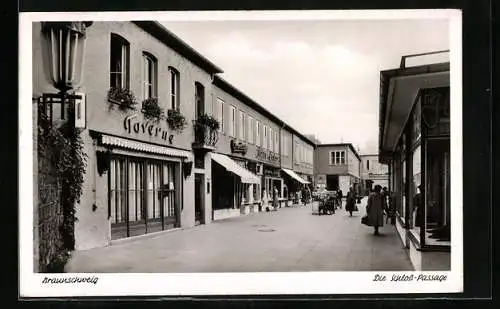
left=160, top=19, right=449, bottom=154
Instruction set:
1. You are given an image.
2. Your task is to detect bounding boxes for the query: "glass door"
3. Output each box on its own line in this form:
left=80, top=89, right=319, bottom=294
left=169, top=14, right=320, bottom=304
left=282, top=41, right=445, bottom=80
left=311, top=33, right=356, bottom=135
left=110, top=157, right=147, bottom=240
left=146, top=162, right=163, bottom=233
left=127, top=159, right=146, bottom=237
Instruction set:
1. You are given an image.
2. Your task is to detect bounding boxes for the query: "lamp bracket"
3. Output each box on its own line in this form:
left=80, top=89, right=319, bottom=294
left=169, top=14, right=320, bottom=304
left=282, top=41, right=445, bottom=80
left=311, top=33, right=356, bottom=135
left=38, top=92, right=83, bottom=124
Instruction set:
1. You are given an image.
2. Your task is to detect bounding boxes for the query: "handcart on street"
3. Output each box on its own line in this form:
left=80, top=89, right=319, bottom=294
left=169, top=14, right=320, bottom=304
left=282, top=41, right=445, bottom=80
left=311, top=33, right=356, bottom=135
left=313, top=192, right=336, bottom=215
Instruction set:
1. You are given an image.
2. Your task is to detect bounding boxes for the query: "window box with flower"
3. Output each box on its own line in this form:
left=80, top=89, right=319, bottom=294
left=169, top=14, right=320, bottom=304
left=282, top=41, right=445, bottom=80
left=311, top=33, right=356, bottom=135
left=107, top=87, right=137, bottom=111
left=166, top=108, right=188, bottom=133
left=141, top=97, right=164, bottom=122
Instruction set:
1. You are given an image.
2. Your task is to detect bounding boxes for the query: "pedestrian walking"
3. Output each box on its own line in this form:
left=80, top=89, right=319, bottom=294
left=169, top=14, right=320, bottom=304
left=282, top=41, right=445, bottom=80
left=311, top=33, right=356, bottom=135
left=337, top=188, right=343, bottom=209
left=366, top=184, right=385, bottom=235
left=273, top=186, right=279, bottom=211
left=345, top=190, right=356, bottom=216
left=381, top=186, right=389, bottom=210
left=301, top=186, right=307, bottom=205
left=263, top=189, right=270, bottom=211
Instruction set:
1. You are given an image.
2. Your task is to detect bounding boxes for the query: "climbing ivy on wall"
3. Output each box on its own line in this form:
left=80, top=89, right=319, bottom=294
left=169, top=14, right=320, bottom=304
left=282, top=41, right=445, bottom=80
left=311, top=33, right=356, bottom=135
left=38, top=101, right=87, bottom=272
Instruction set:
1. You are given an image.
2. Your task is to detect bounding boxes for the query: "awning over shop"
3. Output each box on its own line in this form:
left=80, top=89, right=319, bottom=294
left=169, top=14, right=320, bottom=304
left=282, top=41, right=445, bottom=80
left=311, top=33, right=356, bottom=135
left=100, top=134, right=193, bottom=160
left=379, top=62, right=450, bottom=163
left=282, top=168, right=310, bottom=184
left=211, top=153, right=260, bottom=184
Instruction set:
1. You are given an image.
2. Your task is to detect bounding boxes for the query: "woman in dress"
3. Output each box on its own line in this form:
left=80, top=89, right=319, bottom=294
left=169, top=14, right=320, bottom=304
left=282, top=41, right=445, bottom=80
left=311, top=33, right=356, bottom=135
left=366, top=185, right=385, bottom=235
left=345, top=189, right=356, bottom=216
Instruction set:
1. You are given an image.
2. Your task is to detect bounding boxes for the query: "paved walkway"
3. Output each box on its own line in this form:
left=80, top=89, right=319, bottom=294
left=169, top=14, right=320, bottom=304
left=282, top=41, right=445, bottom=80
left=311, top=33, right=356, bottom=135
left=65, top=197, right=413, bottom=273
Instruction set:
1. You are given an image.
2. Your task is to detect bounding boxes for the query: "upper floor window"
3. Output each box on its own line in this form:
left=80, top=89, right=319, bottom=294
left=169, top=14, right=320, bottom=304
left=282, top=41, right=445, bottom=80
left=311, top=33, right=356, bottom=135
left=142, top=52, right=157, bottom=99
left=247, top=116, right=254, bottom=144
left=269, top=128, right=274, bottom=151
left=263, top=125, right=268, bottom=150
left=195, top=82, right=205, bottom=117
left=229, top=105, right=236, bottom=137
left=366, top=160, right=370, bottom=170
left=238, top=110, right=245, bottom=141
left=214, top=98, right=224, bottom=132
left=282, top=135, right=288, bottom=156
left=169, top=67, right=180, bottom=110
left=274, top=131, right=279, bottom=153
left=255, top=120, right=261, bottom=147
left=330, top=151, right=346, bottom=165
left=110, top=34, right=130, bottom=89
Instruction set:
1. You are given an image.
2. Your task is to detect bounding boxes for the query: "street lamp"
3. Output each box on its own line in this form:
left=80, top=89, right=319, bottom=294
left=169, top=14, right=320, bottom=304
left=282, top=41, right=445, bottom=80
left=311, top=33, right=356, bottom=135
left=40, top=21, right=92, bottom=124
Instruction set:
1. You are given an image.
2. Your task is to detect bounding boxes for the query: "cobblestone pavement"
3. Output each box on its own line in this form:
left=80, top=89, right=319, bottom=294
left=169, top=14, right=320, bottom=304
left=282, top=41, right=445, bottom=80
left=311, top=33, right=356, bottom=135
left=65, top=198, right=413, bottom=273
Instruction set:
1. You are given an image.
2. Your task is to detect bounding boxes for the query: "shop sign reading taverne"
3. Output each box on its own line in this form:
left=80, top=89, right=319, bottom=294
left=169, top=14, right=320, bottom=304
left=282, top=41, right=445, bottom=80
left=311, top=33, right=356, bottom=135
left=123, top=114, right=175, bottom=144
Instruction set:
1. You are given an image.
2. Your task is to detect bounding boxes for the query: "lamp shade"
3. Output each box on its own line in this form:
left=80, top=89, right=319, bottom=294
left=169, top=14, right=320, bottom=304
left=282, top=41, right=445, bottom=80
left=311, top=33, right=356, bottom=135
left=41, top=21, right=93, bottom=92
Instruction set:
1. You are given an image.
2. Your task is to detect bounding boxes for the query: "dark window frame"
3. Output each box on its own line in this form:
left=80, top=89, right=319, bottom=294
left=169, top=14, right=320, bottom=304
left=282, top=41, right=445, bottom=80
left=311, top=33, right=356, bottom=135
left=110, top=33, right=130, bottom=89
left=142, top=51, right=158, bottom=99
left=169, top=66, right=180, bottom=110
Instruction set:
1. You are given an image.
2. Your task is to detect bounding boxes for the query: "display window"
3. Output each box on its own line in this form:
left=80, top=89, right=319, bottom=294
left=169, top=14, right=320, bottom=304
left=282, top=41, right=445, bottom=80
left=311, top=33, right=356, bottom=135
left=109, top=155, right=178, bottom=240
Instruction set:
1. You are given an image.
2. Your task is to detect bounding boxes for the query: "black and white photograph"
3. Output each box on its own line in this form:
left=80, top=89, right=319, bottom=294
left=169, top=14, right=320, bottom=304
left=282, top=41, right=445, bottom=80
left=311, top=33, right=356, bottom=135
left=20, top=9, right=463, bottom=297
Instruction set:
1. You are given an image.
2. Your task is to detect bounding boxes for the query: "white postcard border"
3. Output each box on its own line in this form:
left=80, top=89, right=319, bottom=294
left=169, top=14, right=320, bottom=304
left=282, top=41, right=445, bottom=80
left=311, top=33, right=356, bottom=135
left=19, top=9, right=463, bottom=297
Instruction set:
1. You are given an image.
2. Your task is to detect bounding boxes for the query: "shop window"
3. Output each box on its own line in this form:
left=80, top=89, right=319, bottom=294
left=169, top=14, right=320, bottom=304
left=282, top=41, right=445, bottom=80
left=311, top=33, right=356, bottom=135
left=109, top=156, right=177, bottom=240
left=169, top=67, right=180, bottom=110
left=142, top=52, right=157, bottom=100
left=195, top=82, right=205, bottom=118
left=242, top=184, right=248, bottom=204
left=110, top=34, right=129, bottom=89
left=253, top=184, right=260, bottom=202
left=423, top=138, right=450, bottom=246
left=409, top=144, right=422, bottom=234
left=401, top=159, right=406, bottom=224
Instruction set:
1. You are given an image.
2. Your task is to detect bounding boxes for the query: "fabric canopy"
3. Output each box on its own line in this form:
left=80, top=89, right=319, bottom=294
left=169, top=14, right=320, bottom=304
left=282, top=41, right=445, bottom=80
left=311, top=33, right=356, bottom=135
left=211, top=153, right=260, bottom=184
left=282, top=168, right=310, bottom=184
left=101, top=134, right=193, bottom=159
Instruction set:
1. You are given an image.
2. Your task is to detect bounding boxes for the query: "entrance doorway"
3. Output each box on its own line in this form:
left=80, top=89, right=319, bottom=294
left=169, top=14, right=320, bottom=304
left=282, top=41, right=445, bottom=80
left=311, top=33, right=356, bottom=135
left=326, top=174, right=339, bottom=191
left=194, top=173, right=205, bottom=225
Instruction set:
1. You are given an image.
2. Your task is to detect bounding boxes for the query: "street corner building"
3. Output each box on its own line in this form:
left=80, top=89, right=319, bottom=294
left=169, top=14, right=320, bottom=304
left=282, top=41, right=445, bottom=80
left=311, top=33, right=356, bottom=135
left=32, top=21, right=315, bottom=254
left=313, top=143, right=362, bottom=195
left=378, top=51, right=451, bottom=271
left=359, top=154, right=389, bottom=196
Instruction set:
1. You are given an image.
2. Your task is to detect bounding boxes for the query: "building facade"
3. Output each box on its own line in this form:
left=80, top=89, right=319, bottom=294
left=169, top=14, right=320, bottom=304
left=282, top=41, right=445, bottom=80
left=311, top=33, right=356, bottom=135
left=359, top=154, right=389, bottom=195
left=211, top=76, right=314, bottom=218
left=33, top=21, right=225, bottom=249
left=314, top=143, right=361, bottom=195
left=33, top=21, right=315, bottom=251
left=379, top=52, right=450, bottom=270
